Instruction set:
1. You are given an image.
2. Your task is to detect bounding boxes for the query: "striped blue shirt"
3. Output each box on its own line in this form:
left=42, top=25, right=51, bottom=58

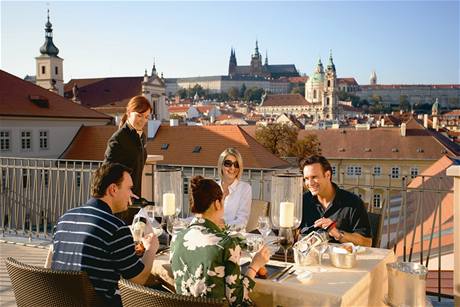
left=51, top=198, right=144, bottom=306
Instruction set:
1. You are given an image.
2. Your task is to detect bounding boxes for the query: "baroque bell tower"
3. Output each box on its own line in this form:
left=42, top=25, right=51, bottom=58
left=35, top=10, right=64, bottom=96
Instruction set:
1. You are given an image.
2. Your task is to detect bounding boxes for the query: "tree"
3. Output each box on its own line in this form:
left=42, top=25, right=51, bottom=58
left=290, top=134, right=322, bottom=161
left=290, top=84, right=305, bottom=96
left=188, top=84, right=205, bottom=98
left=370, top=94, right=382, bottom=105
left=255, top=123, right=298, bottom=157
left=338, top=90, right=361, bottom=107
left=227, top=87, right=239, bottom=100
left=239, top=83, right=247, bottom=99
left=176, top=88, right=187, bottom=99
left=399, top=95, right=411, bottom=112
left=244, top=87, right=264, bottom=103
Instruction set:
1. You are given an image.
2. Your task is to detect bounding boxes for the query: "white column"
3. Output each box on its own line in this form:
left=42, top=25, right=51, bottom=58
left=446, top=165, right=460, bottom=305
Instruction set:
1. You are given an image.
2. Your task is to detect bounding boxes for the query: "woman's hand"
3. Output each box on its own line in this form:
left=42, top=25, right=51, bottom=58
left=250, top=245, right=270, bottom=272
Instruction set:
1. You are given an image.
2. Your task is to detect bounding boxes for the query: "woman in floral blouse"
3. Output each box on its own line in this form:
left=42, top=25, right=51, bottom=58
left=170, top=176, right=270, bottom=306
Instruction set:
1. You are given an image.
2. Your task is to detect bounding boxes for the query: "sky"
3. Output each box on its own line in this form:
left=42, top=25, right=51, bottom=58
left=1, top=1, right=459, bottom=85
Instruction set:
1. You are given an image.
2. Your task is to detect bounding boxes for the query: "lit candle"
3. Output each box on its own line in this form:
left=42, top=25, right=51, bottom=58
left=162, top=193, right=176, bottom=216
left=279, top=202, right=294, bottom=228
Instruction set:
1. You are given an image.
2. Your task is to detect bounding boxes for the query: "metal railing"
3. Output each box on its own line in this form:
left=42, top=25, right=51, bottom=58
left=0, top=156, right=456, bottom=301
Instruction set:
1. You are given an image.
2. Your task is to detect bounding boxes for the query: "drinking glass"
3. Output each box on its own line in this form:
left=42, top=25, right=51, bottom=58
left=315, top=242, right=329, bottom=272
left=246, top=235, right=264, bottom=258
left=144, top=205, right=155, bottom=224
left=278, top=227, right=294, bottom=266
left=257, top=216, right=271, bottom=238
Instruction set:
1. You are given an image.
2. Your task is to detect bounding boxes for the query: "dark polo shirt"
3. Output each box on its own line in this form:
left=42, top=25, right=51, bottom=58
left=300, top=183, right=371, bottom=242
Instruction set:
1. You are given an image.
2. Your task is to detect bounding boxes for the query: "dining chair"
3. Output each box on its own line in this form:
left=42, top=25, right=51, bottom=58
left=368, top=199, right=386, bottom=248
left=118, top=278, right=227, bottom=307
left=246, top=199, right=270, bottom=232
left=5, top=257, right=102, bottom=307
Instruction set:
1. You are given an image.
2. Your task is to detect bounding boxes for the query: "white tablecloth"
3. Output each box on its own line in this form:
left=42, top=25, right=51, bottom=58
left=151, top=247, right=396, bottom=307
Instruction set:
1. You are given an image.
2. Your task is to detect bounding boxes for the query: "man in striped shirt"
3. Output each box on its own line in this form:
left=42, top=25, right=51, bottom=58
left=50, top=163, right=159, bottom=306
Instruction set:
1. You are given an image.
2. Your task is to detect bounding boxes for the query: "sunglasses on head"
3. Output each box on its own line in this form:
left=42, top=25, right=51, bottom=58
left=223, top=160, right=239, bottom=168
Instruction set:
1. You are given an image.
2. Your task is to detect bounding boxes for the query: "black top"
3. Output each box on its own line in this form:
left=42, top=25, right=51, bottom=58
left=104, top=122, right=147, bottom=196
left=300, top=183, right=371, bottom=242
left=52, top=198, right=144, bottom=306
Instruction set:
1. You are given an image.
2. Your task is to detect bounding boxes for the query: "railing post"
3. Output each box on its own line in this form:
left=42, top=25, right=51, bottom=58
left=446, top=165, right=460, bottom=305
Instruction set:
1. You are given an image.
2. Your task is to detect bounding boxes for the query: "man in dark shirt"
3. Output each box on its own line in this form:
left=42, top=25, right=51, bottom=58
left=300, top=155, right=372, bottom=247
left=49, top=163, right=159, bottom=306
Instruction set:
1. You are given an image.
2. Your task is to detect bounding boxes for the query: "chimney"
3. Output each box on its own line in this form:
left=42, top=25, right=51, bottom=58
left=423, top=114, right=428, bottom=128
left=433, top=116, right=438, bottom=131
left=400, top=123, right=406, bottom=136
left=380, top=118, right=385, bottom=127
left=170, top=118, right=179, bottom=127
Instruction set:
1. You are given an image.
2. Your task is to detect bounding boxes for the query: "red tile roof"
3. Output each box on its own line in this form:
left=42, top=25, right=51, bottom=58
left=261, top=94, right=309, bottom=107
left=242, top=118, right=459, bottom=159
left=64, top=76, right=143, bottom=108
left=0, top=70, right=111, bottom=120
left=60, top=125, right=290, bottom=169
left=288, top=76, right=309, bottom=83
left=361, top=84, right=460, bottom=89
left=337, top=77, right=359, bottom=85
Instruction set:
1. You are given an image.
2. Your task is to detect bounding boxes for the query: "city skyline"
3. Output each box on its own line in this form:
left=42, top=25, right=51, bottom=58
left=1, top=1, right=459, bottom=85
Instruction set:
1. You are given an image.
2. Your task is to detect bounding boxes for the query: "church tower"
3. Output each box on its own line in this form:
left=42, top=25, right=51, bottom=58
left=35, top=10, right=64, bottom=96
left=142, top=60, right=169, bottom=121
left=250, top=40, right=263, bottom=76
left=228, top=48, right=237, bottom=77
left=324, top=50, right=338, bottom=119
left=370, top=70, right=377, bottom=85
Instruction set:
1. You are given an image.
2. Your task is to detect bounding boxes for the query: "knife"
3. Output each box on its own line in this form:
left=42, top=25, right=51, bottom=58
left=273, top=264, right=293, bottom=282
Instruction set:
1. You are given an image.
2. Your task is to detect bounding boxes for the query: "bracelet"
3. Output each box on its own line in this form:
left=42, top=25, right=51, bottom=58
left=247, top=266, right=258, bottom=275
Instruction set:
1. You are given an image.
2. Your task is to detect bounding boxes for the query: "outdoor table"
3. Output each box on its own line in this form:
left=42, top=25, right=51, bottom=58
left=151, top=247, right=396, bottom=307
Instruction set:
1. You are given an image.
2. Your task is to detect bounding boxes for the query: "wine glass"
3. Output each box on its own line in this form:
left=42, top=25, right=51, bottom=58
left=315, top=242, right=329, bottom=272
left=132, top=216, right=146, bottom=256
left=144, top=205, right=155, bottom=224
left=278, top=227, right=294, bottom=266
left=257, top=216, right=271, bottom=239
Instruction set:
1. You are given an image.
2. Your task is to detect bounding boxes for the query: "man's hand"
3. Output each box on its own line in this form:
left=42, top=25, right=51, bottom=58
left=142, top=233, right=159, bottom=254
left=314, top=217, right=334, bottom=230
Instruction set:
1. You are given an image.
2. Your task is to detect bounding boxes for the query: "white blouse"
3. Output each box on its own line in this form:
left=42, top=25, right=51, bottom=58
left=219, top=179, right=252, bottom=227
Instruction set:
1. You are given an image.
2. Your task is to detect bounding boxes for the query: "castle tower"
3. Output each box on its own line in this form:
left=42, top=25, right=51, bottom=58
left=35, top=10, right=64, bottom=96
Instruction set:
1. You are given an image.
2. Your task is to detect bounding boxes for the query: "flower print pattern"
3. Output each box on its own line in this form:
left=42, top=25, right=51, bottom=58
left=171, top=217, right=255, bottom=306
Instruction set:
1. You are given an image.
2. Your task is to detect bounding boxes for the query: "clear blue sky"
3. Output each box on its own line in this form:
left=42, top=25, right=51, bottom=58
left=1, top=1, right=459, bottom=85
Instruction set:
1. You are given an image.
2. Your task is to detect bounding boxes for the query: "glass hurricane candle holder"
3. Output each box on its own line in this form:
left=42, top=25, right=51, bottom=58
left=154, top=168, right=183, bottom=217
left=270, top=173, right=303, bottom=230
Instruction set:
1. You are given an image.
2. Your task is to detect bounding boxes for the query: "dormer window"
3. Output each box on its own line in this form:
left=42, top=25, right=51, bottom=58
left=161, top=144, right=169, bottom=150
left=192, top=146, right=201, bottom=153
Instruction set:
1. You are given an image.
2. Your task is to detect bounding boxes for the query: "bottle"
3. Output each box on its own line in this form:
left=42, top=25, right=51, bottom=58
left=132, top=217, right=147, bottom=256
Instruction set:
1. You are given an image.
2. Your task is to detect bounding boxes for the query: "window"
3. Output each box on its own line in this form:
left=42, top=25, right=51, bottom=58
left=373, top=194, right=382, bottom=208
left=313, top=90, right=317, bottom=99
left=41, top=66, right=45, bottom=74
left=346, top=166, right=362, bottom=177
left=326, top=97, right=330, bottom=106
left=1, top=170, right=6, bottom=190
left=410, top=167, right=419, bottom=179
left=346, top=166, right=354, bottom=176
left=391, top=167, right=400, bottom=179
left=21, top=131, right=32, bottom=150
left=331, top=166, right=336, bottom=176
left=192, top=146, right=201, bottom=153
left=327, top=80, right=331, bottom=87
left=0, top=131, right=10, bottom=151
left=373, top=166, right=381, bottom=177
left=161, top=143, right=169, bottom=150
left=55, top=66, right=58, bottom=75
left=39, top=130, right=48, bottom=150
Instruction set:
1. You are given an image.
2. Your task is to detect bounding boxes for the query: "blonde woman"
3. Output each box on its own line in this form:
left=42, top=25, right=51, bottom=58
left=217, top=148, right=252, bottom=228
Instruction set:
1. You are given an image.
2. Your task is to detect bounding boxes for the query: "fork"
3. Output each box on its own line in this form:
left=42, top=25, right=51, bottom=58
left=277, top=267, right=296, bottom=283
